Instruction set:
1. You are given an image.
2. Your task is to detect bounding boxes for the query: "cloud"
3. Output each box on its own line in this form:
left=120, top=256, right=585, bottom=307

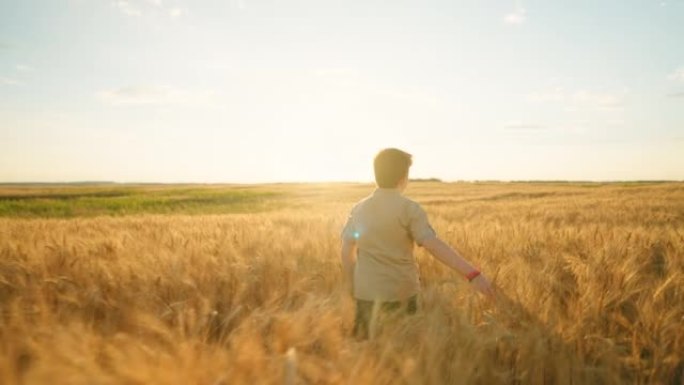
left=503, top=7, right=526, bottom=25
left=112, top=1, right=142, bottom=16
left=572, top=90, right=624, bottom=109
left=15, top=64, right=32, bottom=72
left=503, top=122, right=546, bottom=131
left=97, top=85, right=216, bottom=106
left=112, top=0, right=183, bottom=18
left=527, top=87, right=626, bottom=110
left=527, top=87, right=565, bottom=103
left=0, top=76, right=21, bottom=86
left=667, top=91, right=684, bottom=98
left=168, top=7, right=184, bottom=19
left=97, top=85, right=178, bottom=105
left=668, top=67, right=684, bottom=82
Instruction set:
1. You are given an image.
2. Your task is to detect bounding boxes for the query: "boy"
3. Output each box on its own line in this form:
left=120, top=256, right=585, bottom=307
left=340, top=148, right=495, bottom=339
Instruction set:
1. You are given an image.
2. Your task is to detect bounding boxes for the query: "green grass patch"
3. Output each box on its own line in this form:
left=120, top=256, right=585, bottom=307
left=0, top=186, right=284, bottom=218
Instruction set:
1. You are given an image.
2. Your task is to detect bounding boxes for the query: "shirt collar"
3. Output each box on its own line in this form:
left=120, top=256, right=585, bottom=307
left=373, top=188, right=402, bottom=196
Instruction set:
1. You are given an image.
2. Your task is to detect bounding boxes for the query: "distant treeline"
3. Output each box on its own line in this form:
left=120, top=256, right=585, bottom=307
left=409, top=178, right=443, bottom=183
left=469, top=180, right=680, bottom=184
left=0, top=181, right=117, bottom=186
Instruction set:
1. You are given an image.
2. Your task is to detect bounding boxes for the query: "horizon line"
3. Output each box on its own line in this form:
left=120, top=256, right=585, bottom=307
left=0, top=179, right=682, bottom=186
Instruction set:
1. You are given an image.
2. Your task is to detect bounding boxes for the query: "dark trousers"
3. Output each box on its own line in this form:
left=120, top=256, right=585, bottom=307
left=353, top=295, right=417, bottom=340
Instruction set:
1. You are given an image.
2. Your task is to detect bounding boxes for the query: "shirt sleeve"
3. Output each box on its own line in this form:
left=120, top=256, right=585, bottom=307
left=408, top=202, right=437, bottom=246
left=340, top=207, right=358, bottom=243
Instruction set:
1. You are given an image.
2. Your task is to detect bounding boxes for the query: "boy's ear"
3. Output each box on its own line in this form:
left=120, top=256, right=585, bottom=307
left=397, top=173, right=409, bottom=188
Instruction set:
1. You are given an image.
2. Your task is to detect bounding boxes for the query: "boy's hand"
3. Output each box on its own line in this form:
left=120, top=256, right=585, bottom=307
left=340, top=240, right=357, bottom=297
left=470, top=274, right=496, bottom=299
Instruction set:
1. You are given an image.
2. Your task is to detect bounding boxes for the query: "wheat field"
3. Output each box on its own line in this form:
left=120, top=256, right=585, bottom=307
left=0, top=182, right=682, bottom=385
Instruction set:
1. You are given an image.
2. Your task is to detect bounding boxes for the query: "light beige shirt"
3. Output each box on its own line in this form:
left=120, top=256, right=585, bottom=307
left=341, top=188, right=437, bottom=301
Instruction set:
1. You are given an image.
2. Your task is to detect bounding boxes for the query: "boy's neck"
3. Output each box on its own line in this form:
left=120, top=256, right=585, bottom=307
left=375, top=187, right=402, bottom=194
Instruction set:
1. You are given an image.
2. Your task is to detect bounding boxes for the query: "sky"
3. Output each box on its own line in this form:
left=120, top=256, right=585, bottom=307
left=1, top=0, right=683, bottom=183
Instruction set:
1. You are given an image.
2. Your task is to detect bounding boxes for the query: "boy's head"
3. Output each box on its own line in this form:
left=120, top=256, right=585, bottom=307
left=374, top=148, right=412, bottom=189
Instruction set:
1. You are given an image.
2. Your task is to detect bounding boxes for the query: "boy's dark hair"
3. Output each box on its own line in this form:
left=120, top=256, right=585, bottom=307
left=374, top=148, right=413, bottom=188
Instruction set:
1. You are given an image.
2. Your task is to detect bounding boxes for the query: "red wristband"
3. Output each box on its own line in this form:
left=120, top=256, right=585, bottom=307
left=465, top=270, right=481, bottom=282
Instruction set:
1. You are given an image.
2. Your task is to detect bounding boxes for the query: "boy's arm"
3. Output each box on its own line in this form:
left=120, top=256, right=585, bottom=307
left=340, top=239, right=357, bottom=294
left=421, top=237, right=495, bottom=298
